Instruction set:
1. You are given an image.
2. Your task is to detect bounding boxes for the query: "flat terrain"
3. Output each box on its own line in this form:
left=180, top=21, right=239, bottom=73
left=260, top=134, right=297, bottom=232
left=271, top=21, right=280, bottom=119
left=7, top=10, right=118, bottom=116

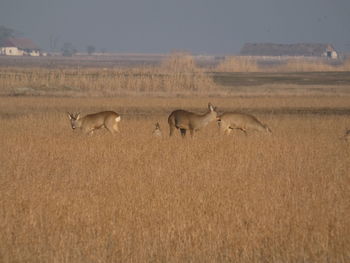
left=212, top=71, right=350, bottom=86
left=0, top=96, right=349, bottom=262
left=1, top=65, right=350, bottom=97
left=211, top=72, right=350, bottom=95
left=0, top=54, right=166, bottom=68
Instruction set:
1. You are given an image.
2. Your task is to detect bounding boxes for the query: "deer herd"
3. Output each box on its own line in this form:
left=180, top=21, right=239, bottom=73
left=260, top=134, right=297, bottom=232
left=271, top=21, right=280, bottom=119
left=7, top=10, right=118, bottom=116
left=67, top=102, right=349, bottom=140
left=67, top=102, right=274, bottom=138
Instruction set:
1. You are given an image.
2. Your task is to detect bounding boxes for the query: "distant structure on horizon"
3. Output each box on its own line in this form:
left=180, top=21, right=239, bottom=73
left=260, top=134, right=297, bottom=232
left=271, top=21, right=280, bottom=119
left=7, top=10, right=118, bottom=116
left=240, top=43, right=338, bottom=59
left=0, top=37, right=45, bottom=56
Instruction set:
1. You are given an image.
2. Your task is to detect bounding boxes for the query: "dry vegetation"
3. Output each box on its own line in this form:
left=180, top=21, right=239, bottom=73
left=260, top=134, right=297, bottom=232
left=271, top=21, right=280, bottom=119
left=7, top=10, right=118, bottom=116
left=0, top=53, right=349, bottom=262
left=0, top=52, right=215, bottom=97
left=1, top=53, right=350, bottom=97
left=0, top=96, right=349, bottom=263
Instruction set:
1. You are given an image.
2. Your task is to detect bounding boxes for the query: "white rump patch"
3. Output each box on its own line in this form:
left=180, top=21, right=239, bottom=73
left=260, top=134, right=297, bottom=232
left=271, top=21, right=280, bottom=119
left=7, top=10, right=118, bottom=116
left=115, top=116, right=121, bottom=122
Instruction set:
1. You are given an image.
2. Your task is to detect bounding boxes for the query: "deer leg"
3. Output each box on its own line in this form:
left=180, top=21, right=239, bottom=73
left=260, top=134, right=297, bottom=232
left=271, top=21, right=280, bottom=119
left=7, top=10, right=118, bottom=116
left=82, top=126, right=93, bottom=135
left=112, top=124, right=119, bottom=133
left=238, top=128, right=247, bottom=135
left=217, top=120, right=222, bottom=130
left=169, top=125, right=175, bottom=137
left=180, top=128, right=187, bottom=138
left=105, top=125, right=114, bottom=134
left=220, top=123, right=230, bottom=135
left=107, top=127, right=119, bottom=135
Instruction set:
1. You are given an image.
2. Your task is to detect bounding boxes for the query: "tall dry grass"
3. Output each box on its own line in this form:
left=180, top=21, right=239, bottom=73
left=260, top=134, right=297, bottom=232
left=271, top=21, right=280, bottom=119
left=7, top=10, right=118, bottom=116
left=0, top=97, right=349, bottom=262
left=0, top=52, right=215, bottom=96
left=274, top=57, right=350, bottom=72
left=1, top=53, right=350, bottom=97
left=216, top=56, right=260, bottom=72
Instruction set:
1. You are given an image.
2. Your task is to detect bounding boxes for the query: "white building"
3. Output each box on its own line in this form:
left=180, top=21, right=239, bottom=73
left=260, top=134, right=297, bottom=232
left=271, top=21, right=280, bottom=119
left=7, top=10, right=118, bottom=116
left=0, top=38, right=41, bottom=56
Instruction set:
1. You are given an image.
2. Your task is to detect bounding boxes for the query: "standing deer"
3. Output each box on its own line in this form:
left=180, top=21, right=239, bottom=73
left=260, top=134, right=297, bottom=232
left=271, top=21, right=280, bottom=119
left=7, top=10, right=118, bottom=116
left=67, top=111, right=121, bottom=135
left=152, top=122, right=162, bottom=137
left=168, top=103, right=218, bottom=137
left=217, top=112, right=271, bottom=135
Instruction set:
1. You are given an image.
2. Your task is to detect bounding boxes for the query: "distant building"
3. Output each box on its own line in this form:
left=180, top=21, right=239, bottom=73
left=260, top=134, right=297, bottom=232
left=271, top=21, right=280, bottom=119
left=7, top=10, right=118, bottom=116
left=0, top=37, right=42, bottom=56
left=240, top=43, right=338, bottom=58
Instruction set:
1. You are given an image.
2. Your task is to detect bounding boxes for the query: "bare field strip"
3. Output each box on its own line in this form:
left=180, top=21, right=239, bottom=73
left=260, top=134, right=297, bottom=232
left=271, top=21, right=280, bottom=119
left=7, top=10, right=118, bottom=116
left=0, top=96, right=349, bottom=262
left=212, top=72, right=350, bottom=86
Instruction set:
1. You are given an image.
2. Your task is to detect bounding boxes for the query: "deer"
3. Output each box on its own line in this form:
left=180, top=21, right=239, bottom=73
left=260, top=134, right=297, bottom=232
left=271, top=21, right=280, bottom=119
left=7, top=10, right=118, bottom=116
left=217, top=112, right=271, bottom=135
left=67, top=111, right=121, bottom=135
left=152, top=122, right=162, bottom=137
left=168, top=103, right=218, bottom=137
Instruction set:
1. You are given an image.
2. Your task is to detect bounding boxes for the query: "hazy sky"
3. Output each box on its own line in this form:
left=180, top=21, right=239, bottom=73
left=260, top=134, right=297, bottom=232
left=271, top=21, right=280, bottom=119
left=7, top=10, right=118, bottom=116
left=1, top=0, right=349, bottom=54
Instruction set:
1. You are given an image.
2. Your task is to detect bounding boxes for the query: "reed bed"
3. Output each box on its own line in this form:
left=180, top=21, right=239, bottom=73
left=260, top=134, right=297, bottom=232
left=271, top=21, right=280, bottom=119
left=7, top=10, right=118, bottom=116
left=0, top=97, right=349, bottom=262
left=0, top=67, right=215, bottom=96
left=216, top=56, right=260, bottom=72
left=1, top=53, right=350, bottom=97
left=0, top=52, right=217, bottom=97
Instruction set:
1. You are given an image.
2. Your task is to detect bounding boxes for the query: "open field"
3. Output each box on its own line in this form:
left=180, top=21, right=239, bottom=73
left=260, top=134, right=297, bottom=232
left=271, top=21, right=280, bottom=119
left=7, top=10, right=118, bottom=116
left=0, top=96, right=349, bottom=262
left=0, top=53, right=167, bottom=68
left=1, top=53, right=350, bottom=97
left=1, top=68, right=350, bottom=97
left=0, top=54, right=349, bottom=261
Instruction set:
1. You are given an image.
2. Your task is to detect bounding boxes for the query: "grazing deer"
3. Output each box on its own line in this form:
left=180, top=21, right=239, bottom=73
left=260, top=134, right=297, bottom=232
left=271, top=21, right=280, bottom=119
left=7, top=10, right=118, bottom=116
left=217, top=112, right=271, bottom=135
left=168, top=103, right=218, bottom=137
left=152, top=122, right=162, bottom=137
left=67, top=111, right=121, bottom=135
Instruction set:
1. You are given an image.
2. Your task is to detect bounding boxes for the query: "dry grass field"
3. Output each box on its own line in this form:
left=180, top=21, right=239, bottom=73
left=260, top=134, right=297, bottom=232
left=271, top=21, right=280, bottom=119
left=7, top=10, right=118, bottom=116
left=1, top=53, right=350, bottom=97
left=0, top=54, right=349, bottom=262
left=0, top=96, right=349, bottom=262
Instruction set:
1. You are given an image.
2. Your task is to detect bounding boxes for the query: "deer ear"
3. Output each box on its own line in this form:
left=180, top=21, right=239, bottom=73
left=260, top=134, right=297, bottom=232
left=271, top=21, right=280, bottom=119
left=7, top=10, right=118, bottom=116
left=76, top=113, right=81, bottom=120
left=67, top=112, right=72, bottom=119
left=208, top=103, right=214, bottom=111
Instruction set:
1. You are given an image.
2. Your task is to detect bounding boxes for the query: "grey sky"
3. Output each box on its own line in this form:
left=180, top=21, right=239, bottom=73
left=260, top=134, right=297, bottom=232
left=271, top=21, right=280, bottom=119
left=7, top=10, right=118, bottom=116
left=1, top=0, right=349, bottom=54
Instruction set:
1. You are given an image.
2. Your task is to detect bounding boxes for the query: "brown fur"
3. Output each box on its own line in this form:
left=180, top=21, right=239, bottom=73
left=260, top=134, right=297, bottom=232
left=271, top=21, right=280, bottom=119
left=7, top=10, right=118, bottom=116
left=68, top=111, right=121, bottom=135
left=168, top=103, right=218, bottom=137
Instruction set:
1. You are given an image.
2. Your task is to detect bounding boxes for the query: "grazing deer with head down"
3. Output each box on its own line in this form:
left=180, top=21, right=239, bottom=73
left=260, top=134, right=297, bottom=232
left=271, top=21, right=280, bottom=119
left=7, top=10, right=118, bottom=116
left=217, top=112, right=271, bottom=135
left=152, top=122, right=162, bottom=137
left=67, top=111, right=121, bottom=135
left=168, top=103, right=218, bottom=137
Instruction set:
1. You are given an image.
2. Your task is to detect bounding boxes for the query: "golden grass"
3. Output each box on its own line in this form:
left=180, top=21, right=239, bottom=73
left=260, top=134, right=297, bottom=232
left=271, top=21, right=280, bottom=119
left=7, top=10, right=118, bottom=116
left=1, top=53, right=350, bottom=99
left=274, top=58, right=350, bottom=72
left=0, top=96, right=349, bottom=262
left=0, top=53, right=216, bottom=97
left=216, top=56, right=260, bottom=72
left=0, top=66, right=215, bottom=96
